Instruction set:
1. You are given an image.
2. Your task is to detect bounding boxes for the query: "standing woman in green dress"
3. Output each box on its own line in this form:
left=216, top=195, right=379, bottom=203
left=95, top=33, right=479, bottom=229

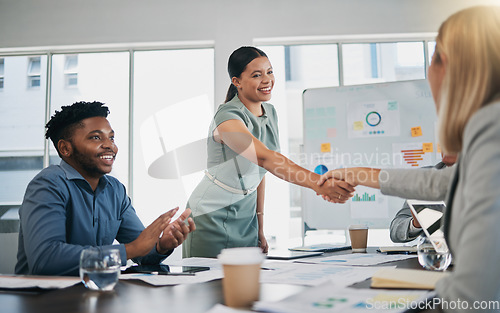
left=183, top=46, right=354, bottom=258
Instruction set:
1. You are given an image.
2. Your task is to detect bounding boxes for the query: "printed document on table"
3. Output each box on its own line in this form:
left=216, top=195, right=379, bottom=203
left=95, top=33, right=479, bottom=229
left=296, top=253, right=415, bottom=266
left=0, top=275, right=80, bottom=289
left=206, top=303, right=253, bottom=313
left=254, top=281, right=431, bottom=313
left=162, top=257, right=222, bottom=269
left=120, top=268, right=223, bottom=286
left=260, top=262, right=393, bottom=287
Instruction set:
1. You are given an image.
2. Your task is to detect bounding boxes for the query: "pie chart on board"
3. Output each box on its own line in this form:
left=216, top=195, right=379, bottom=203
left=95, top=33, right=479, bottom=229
left=314, top=165, right=329, bottom=175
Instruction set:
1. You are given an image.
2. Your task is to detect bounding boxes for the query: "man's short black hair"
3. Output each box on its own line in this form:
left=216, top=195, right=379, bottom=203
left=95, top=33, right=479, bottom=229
left=45, top=101, right=109, bottom=155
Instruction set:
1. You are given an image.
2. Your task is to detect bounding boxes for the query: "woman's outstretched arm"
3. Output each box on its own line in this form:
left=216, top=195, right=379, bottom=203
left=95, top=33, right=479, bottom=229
left=215, top=119, right=355, bottom=202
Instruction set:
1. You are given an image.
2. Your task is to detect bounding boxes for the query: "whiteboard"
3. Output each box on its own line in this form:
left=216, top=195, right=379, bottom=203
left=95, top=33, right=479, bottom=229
left=301, top=80, right=439, bottom=230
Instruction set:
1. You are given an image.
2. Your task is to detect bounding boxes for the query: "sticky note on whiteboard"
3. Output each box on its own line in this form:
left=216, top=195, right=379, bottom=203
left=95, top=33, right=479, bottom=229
left=353, top=121, right=364, bottom=131
left=327, top=128, right=337, bottom=138
left=321, top=143, right=331, bottom=153
left=411, top=126, right=423, bottom=137
left=437, top=143, right=442, bottom=153
left=423, top=142, right=433, bottom=152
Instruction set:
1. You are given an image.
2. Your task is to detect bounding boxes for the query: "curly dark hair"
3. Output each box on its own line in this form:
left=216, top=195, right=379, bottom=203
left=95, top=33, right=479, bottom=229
left=45, top=101, right=110, bottom=155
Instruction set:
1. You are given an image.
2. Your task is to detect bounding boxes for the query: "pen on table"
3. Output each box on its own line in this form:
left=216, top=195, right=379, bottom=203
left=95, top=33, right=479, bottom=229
left=376, top=250, right=413, bottom=255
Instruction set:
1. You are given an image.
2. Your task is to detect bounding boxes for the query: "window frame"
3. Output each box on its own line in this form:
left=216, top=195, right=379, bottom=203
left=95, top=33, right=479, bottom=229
left=0, top=58, right=4, bottom=89
left=254, top=33, right=437, bottom=86
left=0, top=40, right=214, bottom=203
left=254, top=34, right=437, bottom=245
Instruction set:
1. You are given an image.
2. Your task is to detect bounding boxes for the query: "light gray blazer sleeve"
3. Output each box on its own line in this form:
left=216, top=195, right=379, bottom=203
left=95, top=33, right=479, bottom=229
left=435, top=101, right=500, bottom=312
left=389, top=203, right=423, bottom=243
left=379, top=166, right=454, bottom=201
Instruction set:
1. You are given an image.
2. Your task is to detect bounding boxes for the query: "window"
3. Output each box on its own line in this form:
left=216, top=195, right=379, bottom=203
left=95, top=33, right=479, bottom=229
left=51, top=52, right=130, bottom=184
left=269, top=44, right=339, bottom=202
left=428, top=41, right=436, bottom=64
left=133, top=48, right=214, bottom=225
left=0, top=47, right=214, bottom=222
left=64, top=55, right=78, bottom=87
left=0, top=55, right=47, bottom=205
left=342, top=42, right=425, bottom=85
left=0, top=58, right=4, bottom=89
left=284, top=44, right=339, bottom=90
left=258, top=38, right=431, bottom=248
left=27, top=57, right=41, bottom=88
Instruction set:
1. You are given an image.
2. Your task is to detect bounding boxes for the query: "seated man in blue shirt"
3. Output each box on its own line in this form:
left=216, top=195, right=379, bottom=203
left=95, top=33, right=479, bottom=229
left=16, top=101, right=196, bottom=276
left=389, top=154, right=456, bottom=243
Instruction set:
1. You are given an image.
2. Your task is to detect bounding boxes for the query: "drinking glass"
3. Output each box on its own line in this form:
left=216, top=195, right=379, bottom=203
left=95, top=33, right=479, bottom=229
left=80, top=247, right=121, bottom=291
left=417, top=235, right=452, bottom=271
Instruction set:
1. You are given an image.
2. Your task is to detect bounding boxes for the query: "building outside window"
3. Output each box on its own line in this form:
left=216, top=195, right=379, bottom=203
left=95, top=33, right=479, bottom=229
left=0, top=55, right=47, bottom=210
left=51, top=52, right=130, bottom=185
left=0, top=48, right=215, bottom=256
left=27, top=57, right=41, bottom=88
left=342, top=42, right=425, bottom=86
left=63, top=55, right=78, bottom=88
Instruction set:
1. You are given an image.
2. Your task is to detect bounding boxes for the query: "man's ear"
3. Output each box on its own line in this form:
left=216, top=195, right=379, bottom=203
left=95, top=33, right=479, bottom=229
left=58, top=139, right=72, bottom=158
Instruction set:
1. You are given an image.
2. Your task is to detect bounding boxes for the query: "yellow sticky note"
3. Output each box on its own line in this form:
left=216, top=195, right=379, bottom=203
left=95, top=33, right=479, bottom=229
left=411, top=126, right=423, bottom=137
left=423, top=142, right=433, bottom=153
left=437, top=143, right=442, bottom=153
left=353, top=121, right=364, bottom=131
left=321, top=143, right=331, bottom=153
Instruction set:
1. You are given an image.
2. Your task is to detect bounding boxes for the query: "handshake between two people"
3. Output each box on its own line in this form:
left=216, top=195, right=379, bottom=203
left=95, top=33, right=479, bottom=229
left=316, top=167, right=381, bottom=203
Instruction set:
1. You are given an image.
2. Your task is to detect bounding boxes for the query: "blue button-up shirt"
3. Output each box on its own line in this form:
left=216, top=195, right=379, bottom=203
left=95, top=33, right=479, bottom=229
left=16, top=161, right=170, bottom=276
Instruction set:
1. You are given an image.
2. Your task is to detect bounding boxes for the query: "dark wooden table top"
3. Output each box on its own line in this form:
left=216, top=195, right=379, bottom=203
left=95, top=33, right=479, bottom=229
left=1, top=248, right=441, bottom=313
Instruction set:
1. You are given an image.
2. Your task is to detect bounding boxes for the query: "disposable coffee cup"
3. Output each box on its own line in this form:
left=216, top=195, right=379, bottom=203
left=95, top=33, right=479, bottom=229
left=349, top=224, right=368, bottom=253
left=217, top=247, right=265, bottom=308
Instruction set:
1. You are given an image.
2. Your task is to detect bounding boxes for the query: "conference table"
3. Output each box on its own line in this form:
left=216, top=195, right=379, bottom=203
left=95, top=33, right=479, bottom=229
left=0, top=248, right=440, bottom=313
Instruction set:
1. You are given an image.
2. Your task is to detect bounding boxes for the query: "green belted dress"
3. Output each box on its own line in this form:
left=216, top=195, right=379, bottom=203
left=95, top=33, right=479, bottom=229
left=182, top=95, right=280, bottom=258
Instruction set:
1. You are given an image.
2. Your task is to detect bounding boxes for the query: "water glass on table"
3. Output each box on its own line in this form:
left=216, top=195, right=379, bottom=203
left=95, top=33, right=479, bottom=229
left=80, top=247, right=121, bottom=291
left=417, top=235, right=452, bottom=271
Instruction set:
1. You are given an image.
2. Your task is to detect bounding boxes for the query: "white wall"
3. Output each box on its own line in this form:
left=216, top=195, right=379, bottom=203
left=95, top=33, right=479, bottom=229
left=0, top=0, right=496, bottom=103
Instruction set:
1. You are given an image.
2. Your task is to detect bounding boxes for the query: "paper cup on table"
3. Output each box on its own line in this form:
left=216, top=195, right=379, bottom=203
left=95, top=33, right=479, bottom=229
left=217, top=247, right=265, bottom=308
left=349, top=224, right=369, bottom=253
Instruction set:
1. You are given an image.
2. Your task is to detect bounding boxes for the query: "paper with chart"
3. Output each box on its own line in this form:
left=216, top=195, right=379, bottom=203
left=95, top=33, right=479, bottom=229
left=392, top=142, right=433, bottom=168
left=350, top=186, right=389, bottom=219
left=254, top=281, right=431, bottom=313
left=296, top=253, right=415, bottom=266
left=347, top=100, right=400, bottom=139
left=260, top=262, right=389, bottom=287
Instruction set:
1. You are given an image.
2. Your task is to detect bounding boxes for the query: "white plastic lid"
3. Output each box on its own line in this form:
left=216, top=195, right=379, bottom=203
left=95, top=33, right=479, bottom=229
left=349, top=224, right=368, bottom=230
left=217, top=247, right=265, bottom=265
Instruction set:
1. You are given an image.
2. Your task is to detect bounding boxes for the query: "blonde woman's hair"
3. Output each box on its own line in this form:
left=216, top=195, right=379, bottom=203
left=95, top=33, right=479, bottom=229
left=436, top=5, right=500, bottom=154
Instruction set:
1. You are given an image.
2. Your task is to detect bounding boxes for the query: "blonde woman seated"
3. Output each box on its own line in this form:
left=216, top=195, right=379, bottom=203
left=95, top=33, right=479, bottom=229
left=319, top=6, right=500, bottom=312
